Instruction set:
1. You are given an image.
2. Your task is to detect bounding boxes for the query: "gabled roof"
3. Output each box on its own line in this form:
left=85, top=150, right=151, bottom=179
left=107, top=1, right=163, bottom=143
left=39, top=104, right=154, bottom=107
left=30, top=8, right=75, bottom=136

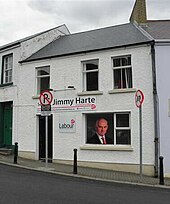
left=129, top=0, right=170, bottom=41
left=140, top=20, right=170, bottom=40
left=0, top=24, right=70, bottom=51
left=22, top=23, right=152, bottom=63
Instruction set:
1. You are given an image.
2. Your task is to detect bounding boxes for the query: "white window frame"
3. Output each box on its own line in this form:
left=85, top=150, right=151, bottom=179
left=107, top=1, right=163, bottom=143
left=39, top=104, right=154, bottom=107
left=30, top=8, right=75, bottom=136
left=85, top=112, right=131, bottom=146
left=36, top=66, right=50, bottom=94
left=114, top=112, right=131, bottom=145
left=3, top=54, right=13, bottom=84
left=112, top=55, right=132, bottom=89
left=82, top=59, right=99, bottom=91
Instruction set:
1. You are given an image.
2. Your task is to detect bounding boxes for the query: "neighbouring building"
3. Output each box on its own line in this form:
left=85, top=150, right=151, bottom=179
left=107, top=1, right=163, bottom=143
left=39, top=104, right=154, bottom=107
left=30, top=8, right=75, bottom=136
left=130, top=0, right=170, bottom=177
left=0, top=25, right=69, bottom=151
left=1, top=0, right=170, bottom=177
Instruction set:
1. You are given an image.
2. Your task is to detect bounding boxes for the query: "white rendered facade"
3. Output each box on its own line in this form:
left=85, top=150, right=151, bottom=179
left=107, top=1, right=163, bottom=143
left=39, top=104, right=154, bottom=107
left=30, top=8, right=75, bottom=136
left=18, top=44, right=156, bottom=175
left=0, top=25, right=69, bottom=154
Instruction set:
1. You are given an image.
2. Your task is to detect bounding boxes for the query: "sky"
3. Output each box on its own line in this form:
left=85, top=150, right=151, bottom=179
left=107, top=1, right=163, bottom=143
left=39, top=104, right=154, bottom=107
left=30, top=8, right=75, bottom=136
left=0, top=0, right=170, bottom=46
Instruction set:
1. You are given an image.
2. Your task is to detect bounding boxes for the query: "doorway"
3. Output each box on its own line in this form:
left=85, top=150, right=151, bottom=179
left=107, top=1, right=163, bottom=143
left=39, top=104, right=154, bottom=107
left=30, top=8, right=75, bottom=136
left=0, top=102, right=13, bottom=147
left=39, top=115, right=53, bottom=161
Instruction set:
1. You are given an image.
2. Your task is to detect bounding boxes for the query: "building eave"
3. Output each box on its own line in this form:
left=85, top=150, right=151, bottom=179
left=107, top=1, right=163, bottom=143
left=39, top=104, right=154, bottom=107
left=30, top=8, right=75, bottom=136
left=19, top=40, right=153, bottom=64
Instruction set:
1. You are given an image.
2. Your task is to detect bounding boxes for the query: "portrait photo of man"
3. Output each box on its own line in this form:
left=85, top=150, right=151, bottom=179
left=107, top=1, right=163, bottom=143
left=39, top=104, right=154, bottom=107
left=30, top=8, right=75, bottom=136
left=87, top=117, right=113, bottom=144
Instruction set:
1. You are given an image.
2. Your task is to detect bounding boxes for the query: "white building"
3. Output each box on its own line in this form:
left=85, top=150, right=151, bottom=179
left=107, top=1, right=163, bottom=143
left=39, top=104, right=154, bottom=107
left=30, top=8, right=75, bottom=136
left=1, top=0, right=170, bottom=177
left=18, top=21, right=156, bottom=176
left=0, top=25, right=70, bottom=151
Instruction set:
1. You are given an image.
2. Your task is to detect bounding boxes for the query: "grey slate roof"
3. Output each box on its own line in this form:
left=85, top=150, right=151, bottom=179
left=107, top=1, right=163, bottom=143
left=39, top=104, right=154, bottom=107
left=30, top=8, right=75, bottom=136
left=22, top=23, right=152, bottom=63
left=140, top=20, right=170, bottom=40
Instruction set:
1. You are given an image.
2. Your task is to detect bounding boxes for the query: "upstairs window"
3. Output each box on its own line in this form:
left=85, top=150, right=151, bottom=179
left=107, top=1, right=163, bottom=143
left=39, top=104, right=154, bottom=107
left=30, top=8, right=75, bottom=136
left=82, top=60, right=99, bottom=91
left=2, top=54, right=13, bottom=84
left=36, top=66, right=50, bottom=94
left=112, top=56, right=132, bottom=89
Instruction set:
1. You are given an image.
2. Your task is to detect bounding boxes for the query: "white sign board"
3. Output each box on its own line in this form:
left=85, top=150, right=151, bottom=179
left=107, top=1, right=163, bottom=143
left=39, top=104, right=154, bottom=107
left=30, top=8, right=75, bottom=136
left=52, top=96, right=96, bottom=112
left=59, top=115, right=76, bottom=133
left=37, top=95, right=97, bottom=113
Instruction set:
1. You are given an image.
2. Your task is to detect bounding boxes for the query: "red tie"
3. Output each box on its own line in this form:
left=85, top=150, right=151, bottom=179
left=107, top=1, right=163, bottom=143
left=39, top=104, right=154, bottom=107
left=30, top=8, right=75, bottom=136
left=102, top=136, right=106, bottom=144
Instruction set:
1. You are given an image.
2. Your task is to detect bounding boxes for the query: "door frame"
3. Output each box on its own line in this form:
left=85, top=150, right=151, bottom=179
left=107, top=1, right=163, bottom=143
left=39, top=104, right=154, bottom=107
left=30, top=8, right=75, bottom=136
left=0, top=102, right=13, bottom=147
left=38, top=115, right=53, bottom=161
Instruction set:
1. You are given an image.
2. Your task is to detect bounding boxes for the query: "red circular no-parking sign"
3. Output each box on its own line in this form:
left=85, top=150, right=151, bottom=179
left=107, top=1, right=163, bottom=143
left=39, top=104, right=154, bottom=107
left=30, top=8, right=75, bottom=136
left=135, top=89, right=144, bottom=108
left=39, top=90, right=53, bottom=106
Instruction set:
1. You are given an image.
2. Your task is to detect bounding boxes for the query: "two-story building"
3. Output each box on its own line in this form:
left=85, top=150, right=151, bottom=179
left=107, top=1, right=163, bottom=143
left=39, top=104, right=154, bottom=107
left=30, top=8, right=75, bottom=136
left=18, top=19, right=156, bottom=176
left=0, top=24, right=70, bottom=149
left=1, top=0, right=170, bottom=177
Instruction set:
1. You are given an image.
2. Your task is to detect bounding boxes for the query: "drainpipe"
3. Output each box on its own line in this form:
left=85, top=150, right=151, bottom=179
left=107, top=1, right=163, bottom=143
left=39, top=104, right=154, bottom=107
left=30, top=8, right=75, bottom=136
left=151, top=41, right=159, bottom=177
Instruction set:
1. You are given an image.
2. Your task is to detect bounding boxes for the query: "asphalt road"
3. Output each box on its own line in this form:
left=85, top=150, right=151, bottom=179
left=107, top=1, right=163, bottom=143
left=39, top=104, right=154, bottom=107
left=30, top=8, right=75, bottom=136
left=0, top=164, right=170, bottom=204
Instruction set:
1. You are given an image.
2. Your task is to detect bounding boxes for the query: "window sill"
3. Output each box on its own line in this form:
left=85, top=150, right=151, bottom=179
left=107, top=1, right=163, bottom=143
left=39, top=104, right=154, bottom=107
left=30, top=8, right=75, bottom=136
left=0, top=82, right=13, bottom=88
left=108, top=88, right=136, bottom=94
left=77, top=91, right=103, bottom=96
left=80, top=144, right=133, bottom=151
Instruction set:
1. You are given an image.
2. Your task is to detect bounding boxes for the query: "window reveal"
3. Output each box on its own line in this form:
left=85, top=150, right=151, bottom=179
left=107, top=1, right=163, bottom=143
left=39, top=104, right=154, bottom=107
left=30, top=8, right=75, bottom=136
left=2, top=54, right=13, bottom=84
left=113, top=56, right=132, bottom=89
left=36, top=66, right=50, bottom=94
left=115, top=113, right=131, bottom=145
left=86, top=112, right=131, bottom=145
left=82, top=60, right=99, bottom=91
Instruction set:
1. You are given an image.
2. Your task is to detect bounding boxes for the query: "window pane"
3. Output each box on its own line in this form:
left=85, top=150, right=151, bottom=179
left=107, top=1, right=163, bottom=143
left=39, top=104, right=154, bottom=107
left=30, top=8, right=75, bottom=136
left=113, top=58, right=120, bottom=67
left=122, top=57, right=131, bottom=66
left=116, top=130, right=131, bottom=144
left=83, top=60, right=99, bottom=91
left=114, top=69, right=121, bottom=89
left=86, top=63, right=98, bottom=71
left=86, top=72, right=98, bottom=91
left=116, top=114, right=129, bottom=127
left=36, top=66, right=50, bottom=94
left=113, top=56, right=132, bottom=89
left=3, top=54, right=13, bottom=83
left=38, top=70, right=48, bottom=76
left=37, top=66, right=50, bottom=76
left=40, top=76, right=50, bottom=92
left=126, top=68, right=132, bottom=88
left=122, top=69, right=126, bottom=88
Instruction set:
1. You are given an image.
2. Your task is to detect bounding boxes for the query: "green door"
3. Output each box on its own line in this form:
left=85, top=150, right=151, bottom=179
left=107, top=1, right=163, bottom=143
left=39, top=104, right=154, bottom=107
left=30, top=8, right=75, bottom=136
left=4, top=103, right=13, bottom=145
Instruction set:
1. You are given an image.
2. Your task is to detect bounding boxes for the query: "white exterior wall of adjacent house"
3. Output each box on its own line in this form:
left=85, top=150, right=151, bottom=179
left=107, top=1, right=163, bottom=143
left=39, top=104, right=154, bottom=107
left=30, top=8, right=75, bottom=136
left=0, top=25, right=69, bottom=155
left=155, top=44, right=170, bottom=177
left=19, top=44, right=155, bottom=175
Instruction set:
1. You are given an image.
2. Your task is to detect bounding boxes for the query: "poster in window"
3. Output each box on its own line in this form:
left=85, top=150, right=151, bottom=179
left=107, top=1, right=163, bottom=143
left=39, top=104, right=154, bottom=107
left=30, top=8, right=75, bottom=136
left=86, top=112, right=131, bottom=145
left=86, top=113, right=114, bottom=145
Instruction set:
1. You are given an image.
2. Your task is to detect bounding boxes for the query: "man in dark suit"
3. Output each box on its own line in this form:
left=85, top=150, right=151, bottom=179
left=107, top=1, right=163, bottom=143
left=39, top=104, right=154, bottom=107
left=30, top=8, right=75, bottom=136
left=87, top=118, right=112, bottom=144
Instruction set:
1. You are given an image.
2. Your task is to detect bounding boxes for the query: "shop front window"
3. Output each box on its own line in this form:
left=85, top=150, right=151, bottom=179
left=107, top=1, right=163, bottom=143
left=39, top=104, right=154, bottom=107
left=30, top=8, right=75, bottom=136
left=86, top=112, right=131, bottom=145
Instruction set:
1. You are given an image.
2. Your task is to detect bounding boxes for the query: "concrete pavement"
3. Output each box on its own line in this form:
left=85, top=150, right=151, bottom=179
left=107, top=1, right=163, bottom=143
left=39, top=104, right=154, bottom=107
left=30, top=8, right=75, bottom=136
left=0, top=154, right=170, bottom=188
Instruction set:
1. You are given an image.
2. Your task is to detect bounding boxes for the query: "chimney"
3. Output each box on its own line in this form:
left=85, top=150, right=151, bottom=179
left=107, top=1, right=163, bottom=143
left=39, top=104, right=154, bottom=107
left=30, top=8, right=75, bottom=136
left=129, top=0, right=147, bottom=24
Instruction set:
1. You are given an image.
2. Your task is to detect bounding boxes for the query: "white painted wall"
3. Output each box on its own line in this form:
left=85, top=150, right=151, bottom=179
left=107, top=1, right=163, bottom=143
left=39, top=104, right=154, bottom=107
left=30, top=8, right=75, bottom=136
left=20, top=25, right=70, bottom=61
left=155, top=44, right=170, bottom=175
left=19, top=44, right=155, bottom=167
left=0, top=25, right=69, bottom=151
